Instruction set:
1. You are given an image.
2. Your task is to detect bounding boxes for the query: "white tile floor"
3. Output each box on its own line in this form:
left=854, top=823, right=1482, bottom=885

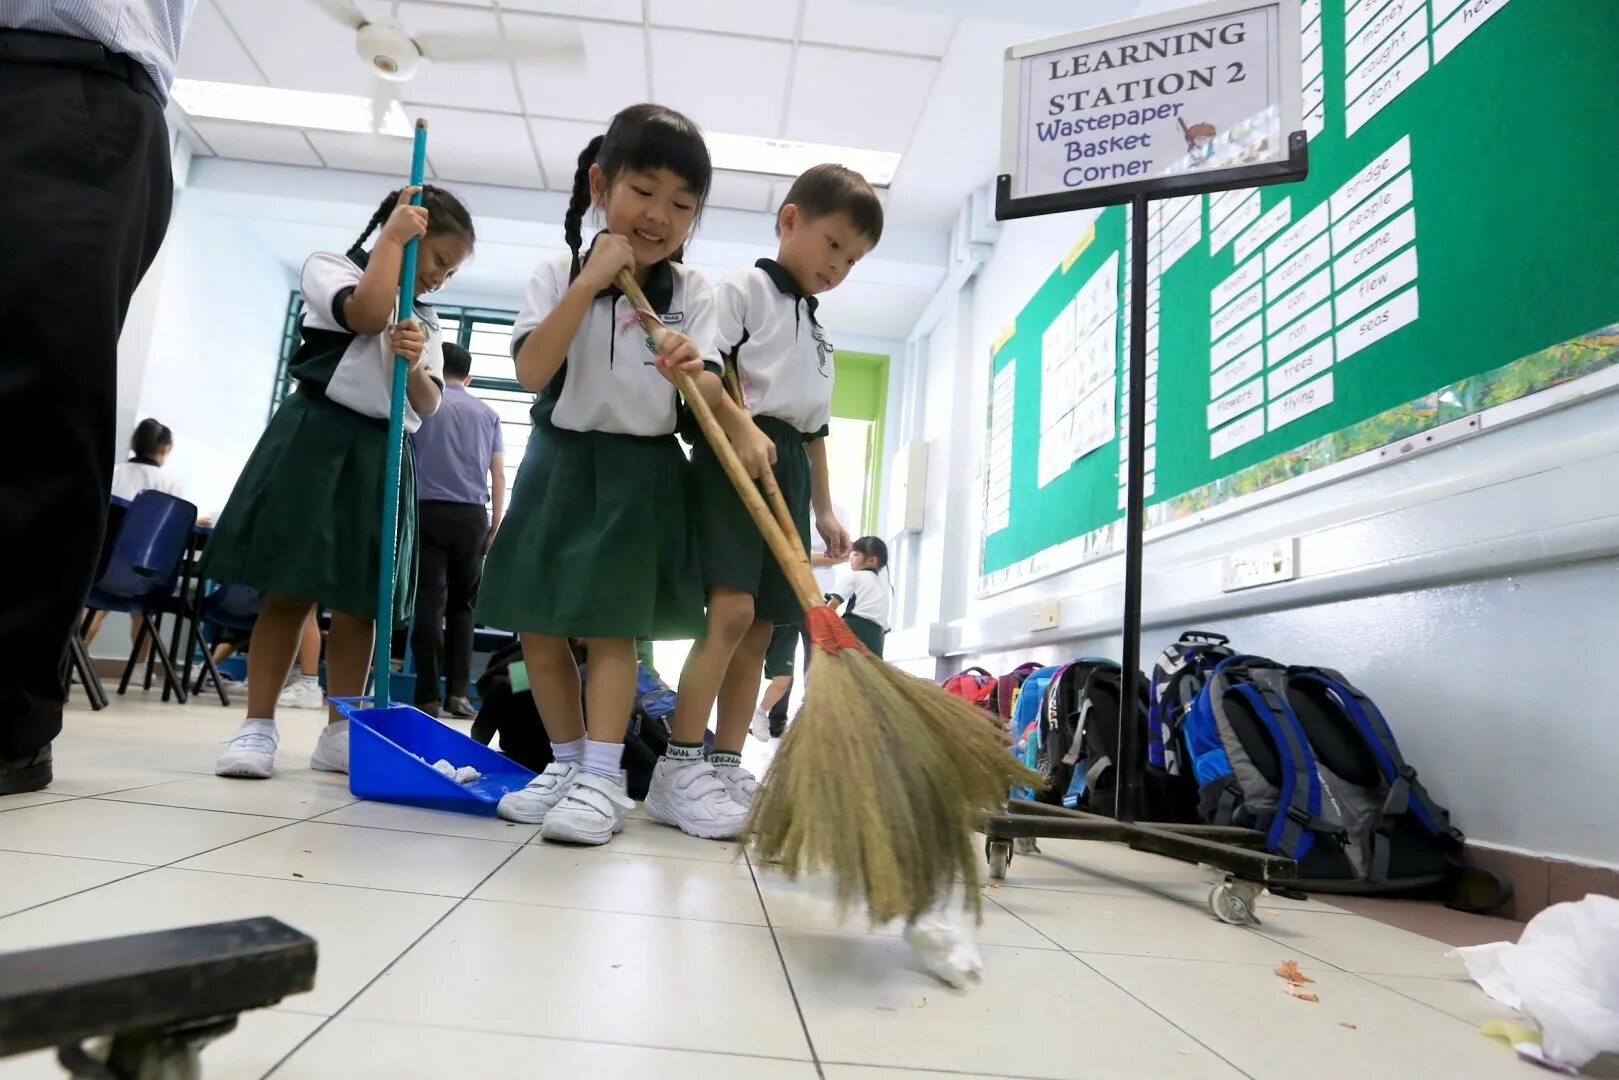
left=0, top=696, right=1543, bottom=1079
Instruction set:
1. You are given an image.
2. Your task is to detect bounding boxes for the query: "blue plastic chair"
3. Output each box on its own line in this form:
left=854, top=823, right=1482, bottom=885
left=188, top=583, right=261, bottom=705
left=83, top=491, right=199, bottom=702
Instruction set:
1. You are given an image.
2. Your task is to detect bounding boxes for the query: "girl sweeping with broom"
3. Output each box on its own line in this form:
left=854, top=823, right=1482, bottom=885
left=209, top=185, right=477, bottom=779
left=478, top=103, right=776, bottom=844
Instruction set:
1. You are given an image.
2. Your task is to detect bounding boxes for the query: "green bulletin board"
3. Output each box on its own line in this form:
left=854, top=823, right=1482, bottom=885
left=980, top=0, right=1619, bottom=592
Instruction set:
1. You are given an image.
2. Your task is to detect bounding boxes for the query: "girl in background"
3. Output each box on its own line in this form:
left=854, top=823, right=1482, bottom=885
left=207, top=184, right=476, bottom=779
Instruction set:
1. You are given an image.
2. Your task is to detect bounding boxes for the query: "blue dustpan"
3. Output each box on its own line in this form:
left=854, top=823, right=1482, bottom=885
left=336, top=697, right=536, bottom=816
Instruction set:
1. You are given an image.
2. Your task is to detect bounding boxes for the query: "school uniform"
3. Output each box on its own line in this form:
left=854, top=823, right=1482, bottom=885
left=110, top=457, right=181, bottom=500
left=829, top=568, right=890, bottom=657
left=200, top=248, right=444, bottom=622
left=477, top=246, right=716, bottom=641
left=692, top=258, right=835, bottom=625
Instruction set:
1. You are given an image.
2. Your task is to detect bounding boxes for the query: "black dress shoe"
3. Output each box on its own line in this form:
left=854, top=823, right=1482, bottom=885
left=0, top=743, right=52, bottom=796
left=444, top=695, right=477, bottom=719
left=416, top=701, right=441, bottom=719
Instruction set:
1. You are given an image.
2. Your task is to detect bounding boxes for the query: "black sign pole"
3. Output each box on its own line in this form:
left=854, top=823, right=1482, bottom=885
left=1116, top=190, right=1151, bottom=824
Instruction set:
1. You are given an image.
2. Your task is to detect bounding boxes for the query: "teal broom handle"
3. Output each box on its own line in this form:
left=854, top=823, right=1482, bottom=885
left=373, top=118, right=428, bottom=707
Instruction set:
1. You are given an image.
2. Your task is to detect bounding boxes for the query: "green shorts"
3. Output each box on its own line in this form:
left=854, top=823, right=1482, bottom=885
left=763, top=623, right=798, bottom=678
left=845, top=613, right=886, bottom=658
left=689, top=415, right=813, bottom=626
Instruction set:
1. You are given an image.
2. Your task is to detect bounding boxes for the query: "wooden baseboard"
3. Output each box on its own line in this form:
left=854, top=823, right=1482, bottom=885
left=1464, top=844, right=1619, bottom=921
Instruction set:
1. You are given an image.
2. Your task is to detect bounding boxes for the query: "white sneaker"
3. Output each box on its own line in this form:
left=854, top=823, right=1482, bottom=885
left=749, top=709, right=772, bottom=742
left=216, top=720, right=279, bottom=779
left=644, top=758, right=749, bottom=840
left=278, top=676, right=326, bottom=711
left=496, top=761, right=580, bottom=824
left=714, top=763, right=760, bottom=809
left=540, top=771, right=633, bottom=846
left=310, top=720, right=349, bottom=773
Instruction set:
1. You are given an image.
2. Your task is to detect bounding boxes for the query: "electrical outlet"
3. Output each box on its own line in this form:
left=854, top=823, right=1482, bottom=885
left=1030, top=600, right=1061, bottom=631
left=1221, top=538, right=1298, bottom=592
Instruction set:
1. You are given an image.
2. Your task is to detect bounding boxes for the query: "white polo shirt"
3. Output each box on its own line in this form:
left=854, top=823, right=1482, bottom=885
left=714, top=259, right=835, bottom=436
left=830, top=567, right=890, bottom=630
left=812, top=499, right=855, bottom=595
left=300, top=251, right=444, bottom=434
left=513, top=248, right=719, bottom=437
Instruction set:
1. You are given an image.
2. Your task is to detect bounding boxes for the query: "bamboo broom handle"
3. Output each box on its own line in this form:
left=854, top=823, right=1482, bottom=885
left=616, top=269, right=825, bottom=614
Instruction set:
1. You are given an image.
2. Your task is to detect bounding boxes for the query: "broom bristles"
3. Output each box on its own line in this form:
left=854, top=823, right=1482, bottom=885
left=745, top=645, right=1042, bottom=925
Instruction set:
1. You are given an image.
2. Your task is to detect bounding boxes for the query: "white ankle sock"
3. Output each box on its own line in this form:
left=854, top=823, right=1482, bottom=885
left=551, top=737, right=585, bottom=764
left=708, top=750, right=742, bottom=769
left=581, top=738, right=623, bottom=780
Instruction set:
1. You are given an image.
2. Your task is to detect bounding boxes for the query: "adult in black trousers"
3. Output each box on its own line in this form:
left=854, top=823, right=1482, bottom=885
left=0, top=10, right=191, bottom=795
left=409, top=343, right=505, bottom=717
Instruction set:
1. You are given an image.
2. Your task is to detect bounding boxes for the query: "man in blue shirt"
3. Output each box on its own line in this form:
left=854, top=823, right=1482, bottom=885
left=1, top=1, right=197, bottom=796
left=410, top=343, right=506, bottom=718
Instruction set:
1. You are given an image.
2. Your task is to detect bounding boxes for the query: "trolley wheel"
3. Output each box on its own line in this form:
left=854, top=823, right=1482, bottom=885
left=986, top=839, right=1013, bottom=881
left=1208, top=880, right=1262, bottom=925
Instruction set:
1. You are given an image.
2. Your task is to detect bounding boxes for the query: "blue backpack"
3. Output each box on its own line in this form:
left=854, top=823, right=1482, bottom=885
left=1149, top=631, right=1235, bottom=776
left=1183, top=655, right=1499, bottom=900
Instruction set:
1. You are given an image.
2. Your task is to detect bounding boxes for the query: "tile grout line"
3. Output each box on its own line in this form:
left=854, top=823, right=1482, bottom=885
left=264, top=1011, right=824, bottom=1071
left=984, top=891, right=1259, bottom=1080
left=0, top=818, right=306, bottom=925
left=744, top=851, right=824, bottom=1080
left=259, top=843, right=529, bottom=1079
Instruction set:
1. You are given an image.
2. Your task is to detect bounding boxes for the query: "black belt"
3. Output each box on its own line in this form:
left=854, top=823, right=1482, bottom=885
left=0, top=29, right=162, bottom=105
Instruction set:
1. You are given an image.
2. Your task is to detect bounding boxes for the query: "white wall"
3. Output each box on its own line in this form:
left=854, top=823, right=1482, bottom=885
left=889, top=207, right=1619, bottom=867
left=94, top=191, right=293, bottom=662
left=131, top=192, right=293, bottom=518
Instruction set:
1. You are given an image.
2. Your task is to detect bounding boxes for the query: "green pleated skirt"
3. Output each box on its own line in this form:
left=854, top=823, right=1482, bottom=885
left=477, top=421, right=705, bottom=641
left=689, top=415, right=812, bottom=626
left=200, top=386, right=417, bottom=623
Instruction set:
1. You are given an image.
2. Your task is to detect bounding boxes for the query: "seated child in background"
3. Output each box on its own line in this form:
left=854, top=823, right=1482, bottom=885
left=825, top=536, right=890, bottom=658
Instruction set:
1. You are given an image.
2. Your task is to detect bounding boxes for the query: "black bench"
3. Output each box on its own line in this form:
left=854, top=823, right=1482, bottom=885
left=0, top=917, right=316, bottom=1078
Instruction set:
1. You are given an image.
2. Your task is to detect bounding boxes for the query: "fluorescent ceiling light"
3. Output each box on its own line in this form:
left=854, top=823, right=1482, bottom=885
left=171, top=79, right=411, bottom=138
left=707, top=132, right=901, bottom=187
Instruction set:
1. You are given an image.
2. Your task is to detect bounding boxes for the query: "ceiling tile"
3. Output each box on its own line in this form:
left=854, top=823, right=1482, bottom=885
left=707, top=170, right=776, bottom=213
left=305, top=130, right=421, bottom=176
left=500, top=0, right=643, bottom=22
left=800, top=0, right=958, bottom=56
left=528, top=117, right=609, bottom=192
left=411, top=108, right=544, bottom=189
left=368, top=1, right=525, bottom=113
left=176, top=0, right=263, bottom=83
left=213, top=0, right=374, bottom=95
left=650, top=30, right=791, bottom=138
left=186, top=120, right=323, bottom=167
left=783, top=47, right=936, bottom=149
left=508, top=14, right=649, bottom=123
left=648, top=0, right=799, bottom=39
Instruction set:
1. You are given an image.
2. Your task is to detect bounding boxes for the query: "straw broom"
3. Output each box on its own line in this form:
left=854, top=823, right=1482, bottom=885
left=615, top=270, right=1040, bottom=923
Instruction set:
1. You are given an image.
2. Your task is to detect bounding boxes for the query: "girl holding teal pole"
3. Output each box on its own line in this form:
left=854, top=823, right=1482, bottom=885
left=206, top=130, right=477, bottom=780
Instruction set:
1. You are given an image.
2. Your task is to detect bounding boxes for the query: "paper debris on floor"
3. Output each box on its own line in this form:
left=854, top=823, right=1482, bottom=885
left=1275, top=959, right=1314, bottom=984
left=1456, top=894, right=1619, bottom=1070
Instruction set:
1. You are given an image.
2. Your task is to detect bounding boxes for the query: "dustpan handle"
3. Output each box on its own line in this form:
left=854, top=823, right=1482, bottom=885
left=614, top=270, right=824, bottom=614
left=373, top=119, right=429, bottom=708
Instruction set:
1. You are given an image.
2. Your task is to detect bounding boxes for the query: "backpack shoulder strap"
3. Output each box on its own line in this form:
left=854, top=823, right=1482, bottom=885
left=1214, top=659, right=1336, bottom=859
left=1291, top=667, right=1464, bottom=857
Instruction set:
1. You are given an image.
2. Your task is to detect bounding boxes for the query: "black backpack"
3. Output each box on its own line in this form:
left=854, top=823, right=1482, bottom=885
left=471, top=641, right=705, bottom=800
left=1037, top=659, right=1199, bottom=822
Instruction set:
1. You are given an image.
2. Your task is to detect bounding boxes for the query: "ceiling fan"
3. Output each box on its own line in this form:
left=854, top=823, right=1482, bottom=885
left=305, top=0, right=585, bottom=131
